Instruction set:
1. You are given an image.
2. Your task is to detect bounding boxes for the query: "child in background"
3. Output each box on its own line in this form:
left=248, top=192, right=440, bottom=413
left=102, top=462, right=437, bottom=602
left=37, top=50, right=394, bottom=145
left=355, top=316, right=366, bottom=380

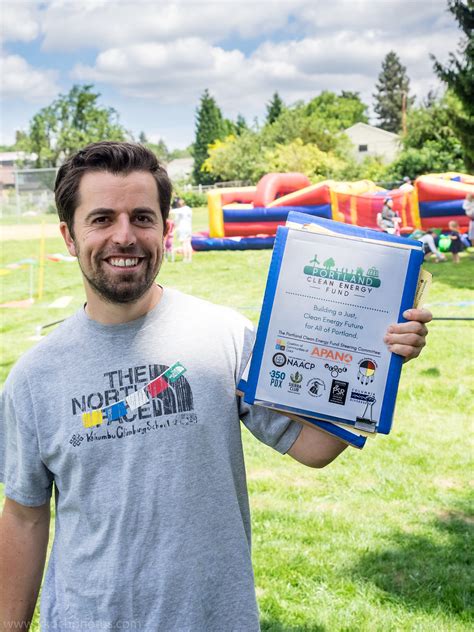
left=172, top=198, right=193, bottom=263
left=448, top=220, right=463, bottom=264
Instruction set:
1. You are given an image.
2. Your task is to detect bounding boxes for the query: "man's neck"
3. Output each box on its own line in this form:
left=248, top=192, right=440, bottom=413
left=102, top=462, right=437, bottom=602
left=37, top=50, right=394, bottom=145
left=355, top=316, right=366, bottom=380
left=84, top=283, right=163, bottom=325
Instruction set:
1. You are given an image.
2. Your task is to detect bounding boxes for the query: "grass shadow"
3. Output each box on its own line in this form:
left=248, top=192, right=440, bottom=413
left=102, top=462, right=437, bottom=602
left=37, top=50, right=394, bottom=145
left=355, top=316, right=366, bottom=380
left=261, top=621, right=326, bottom=632
left=351, top=497, right=474, bottom=622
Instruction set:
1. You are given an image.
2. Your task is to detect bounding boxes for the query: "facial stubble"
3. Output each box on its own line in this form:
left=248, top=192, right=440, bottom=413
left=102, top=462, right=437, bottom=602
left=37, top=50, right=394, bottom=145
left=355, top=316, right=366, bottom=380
left=74, top=241, right=164, bottom=304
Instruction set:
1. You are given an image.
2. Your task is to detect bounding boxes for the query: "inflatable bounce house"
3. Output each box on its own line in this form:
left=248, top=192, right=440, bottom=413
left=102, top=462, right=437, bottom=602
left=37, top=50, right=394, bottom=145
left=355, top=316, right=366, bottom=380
left=191, top=172, right=474, bottom=251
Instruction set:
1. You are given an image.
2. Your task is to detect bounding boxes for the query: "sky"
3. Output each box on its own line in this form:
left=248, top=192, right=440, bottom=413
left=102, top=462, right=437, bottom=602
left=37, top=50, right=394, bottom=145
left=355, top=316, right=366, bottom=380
left=0, top=0, right=461, bottom=150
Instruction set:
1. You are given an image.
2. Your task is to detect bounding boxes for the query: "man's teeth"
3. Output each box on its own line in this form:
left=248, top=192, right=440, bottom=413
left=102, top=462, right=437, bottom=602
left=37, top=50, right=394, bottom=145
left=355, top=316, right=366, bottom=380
left=109, top=258, right=139, bottom=267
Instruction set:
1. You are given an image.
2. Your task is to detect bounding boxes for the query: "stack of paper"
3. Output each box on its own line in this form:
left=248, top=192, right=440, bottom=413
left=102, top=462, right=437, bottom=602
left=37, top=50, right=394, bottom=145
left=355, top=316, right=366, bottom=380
left=238, top=212, right=429, bottom=449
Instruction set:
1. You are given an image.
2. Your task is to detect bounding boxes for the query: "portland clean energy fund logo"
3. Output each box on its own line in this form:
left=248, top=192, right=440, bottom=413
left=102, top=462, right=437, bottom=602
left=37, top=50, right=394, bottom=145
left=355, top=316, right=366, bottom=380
left=303, top=254, right=381, bottom=288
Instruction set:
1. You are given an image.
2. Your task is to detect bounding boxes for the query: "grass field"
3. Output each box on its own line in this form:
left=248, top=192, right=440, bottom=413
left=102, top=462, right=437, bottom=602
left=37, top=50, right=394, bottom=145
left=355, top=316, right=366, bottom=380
left=1, top=212, right=473, bottom=631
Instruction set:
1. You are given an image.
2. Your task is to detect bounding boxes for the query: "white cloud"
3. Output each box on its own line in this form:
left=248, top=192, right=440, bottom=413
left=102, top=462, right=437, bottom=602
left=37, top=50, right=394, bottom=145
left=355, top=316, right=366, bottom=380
left=40, top=0, right=301, bottom=52
left=71, top=21, right=457, bottom=115
left=0, top=2, right=40, bottom=43
left=0, top=54, right=59, bottom=101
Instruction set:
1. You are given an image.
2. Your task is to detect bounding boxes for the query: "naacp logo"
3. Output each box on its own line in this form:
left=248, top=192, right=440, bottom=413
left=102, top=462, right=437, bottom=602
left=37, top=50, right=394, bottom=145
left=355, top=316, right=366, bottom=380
left=272, top=352, right=287, bottom=367
left=324, top=363, right=348, bottom=378
left=307, top=377, right=326, bottom=398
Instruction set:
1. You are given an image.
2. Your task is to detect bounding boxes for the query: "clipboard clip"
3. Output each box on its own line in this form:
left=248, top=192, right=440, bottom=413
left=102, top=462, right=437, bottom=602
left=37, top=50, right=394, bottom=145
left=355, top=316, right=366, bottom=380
left=355, top=417, right=377, bottom=433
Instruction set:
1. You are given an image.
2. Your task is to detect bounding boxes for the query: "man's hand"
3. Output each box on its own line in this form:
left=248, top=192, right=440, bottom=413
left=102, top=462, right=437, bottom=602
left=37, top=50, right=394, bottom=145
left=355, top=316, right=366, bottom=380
left=384, top=308, right=432, bottom=362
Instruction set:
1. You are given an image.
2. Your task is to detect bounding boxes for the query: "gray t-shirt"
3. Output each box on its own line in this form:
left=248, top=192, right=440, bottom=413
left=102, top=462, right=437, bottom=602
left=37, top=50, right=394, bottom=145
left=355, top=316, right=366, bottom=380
left=0, top=288, right=302, bottom=632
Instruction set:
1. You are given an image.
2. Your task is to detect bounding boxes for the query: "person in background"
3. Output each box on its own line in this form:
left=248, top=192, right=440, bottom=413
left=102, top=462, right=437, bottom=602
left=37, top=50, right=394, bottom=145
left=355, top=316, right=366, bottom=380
left=172, top=197, right=193, bottom=263
left=462, top=192, right=474, bottom=246
left=419, top=229, right=446, bottom=262
left=448, top=220, right=463, bottom=264
left=400, top=176, right=414, bottom=192
left=377, top=197, right=401, bottom=235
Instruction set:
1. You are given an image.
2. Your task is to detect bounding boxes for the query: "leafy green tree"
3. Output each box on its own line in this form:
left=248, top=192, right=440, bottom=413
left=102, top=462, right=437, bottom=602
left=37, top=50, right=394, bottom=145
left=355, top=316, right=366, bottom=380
left=387, top=138, right=464, bottom=180
left=192, top=89, right=227, bottom=184
left=265, top=138, right=347, bottom=180
left=432, top=0, right=474, bottom=170
left=373, top=51, right=415, bottom=132
left=235, top=114, right=248, bottom=136
left=402, top=92, right=462, bottom=151
left=263, top=92, right=368, bottom=154
left=19, top=84, right=127, bottom=167
left=266, top=92, right=285, bottom=124
left=306, top=91, right=369, bottom=129
left=145, top=139, right=169, bottom=162
left=385, top=92, right=465, bottom=179
left=139, top=131, right=148, bottom=144
left=202, top=131, right=267, bottom=182
left=168, top=146, right=193, bottom=160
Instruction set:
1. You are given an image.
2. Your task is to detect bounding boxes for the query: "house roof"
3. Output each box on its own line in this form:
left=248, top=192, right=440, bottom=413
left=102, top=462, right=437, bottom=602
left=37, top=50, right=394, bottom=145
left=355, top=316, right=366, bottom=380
left=344, top=122, right=400, bottom=139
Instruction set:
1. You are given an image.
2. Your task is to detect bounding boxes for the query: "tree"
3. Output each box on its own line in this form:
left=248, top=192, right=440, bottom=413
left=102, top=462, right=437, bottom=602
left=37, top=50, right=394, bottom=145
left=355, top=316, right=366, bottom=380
left=432, top=0, right=474, bottom=170
left=19, top=84, right=127, bottom=167
left=145, top=139, right=169, bottom=162
left=192, top=89, right=227, bottom=184
left=306, top=91, right=369, bottom=129
left=139, top=131, right=148, bottom=144
left=373, top=51, right=415, bottom=133
left=265, top=138, right=347, bottom=181
left=235, top=114, right=248, bottom=136
left=385, top=92, right=465, bottom=178
left=202, top=131, right=267, bottom=182
left=266, top=92, right=285, bottom=124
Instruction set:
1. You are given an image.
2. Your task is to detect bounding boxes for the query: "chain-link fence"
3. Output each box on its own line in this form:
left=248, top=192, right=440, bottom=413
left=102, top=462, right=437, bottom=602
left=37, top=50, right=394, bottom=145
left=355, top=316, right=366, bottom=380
left=1, top=168, right=58, bottom=218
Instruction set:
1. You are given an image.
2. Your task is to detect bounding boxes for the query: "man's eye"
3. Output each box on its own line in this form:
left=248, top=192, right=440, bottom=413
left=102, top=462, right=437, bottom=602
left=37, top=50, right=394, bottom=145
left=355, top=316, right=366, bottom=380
left=135, top=215, right=153, bottom=223
left=92, top=216, right=110, bottom=224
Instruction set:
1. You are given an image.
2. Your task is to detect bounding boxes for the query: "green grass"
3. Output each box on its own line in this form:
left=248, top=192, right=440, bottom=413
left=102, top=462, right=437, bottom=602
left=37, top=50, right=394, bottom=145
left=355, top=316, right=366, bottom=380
left=1, top=221, right=473, bottom=631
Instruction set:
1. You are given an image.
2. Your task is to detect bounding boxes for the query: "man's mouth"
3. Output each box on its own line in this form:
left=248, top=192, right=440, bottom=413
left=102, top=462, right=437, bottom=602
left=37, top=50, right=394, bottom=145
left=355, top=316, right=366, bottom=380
left=106, top=257, right=143, bottom=268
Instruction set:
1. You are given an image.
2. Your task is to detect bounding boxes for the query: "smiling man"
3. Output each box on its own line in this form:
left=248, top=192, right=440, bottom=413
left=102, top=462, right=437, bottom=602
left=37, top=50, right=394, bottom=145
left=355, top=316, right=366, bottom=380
left=0, top=142, right=431, bottom=632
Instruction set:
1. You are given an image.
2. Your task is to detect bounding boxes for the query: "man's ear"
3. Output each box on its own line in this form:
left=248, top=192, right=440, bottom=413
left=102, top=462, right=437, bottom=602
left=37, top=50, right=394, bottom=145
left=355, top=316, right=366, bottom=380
left=59, top=222, right=77, bottom=257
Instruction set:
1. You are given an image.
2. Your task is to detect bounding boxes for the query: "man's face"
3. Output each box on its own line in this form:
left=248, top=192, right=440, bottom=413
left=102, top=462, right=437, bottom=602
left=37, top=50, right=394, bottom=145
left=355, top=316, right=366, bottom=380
left=60, top=170, right=166, bottom=304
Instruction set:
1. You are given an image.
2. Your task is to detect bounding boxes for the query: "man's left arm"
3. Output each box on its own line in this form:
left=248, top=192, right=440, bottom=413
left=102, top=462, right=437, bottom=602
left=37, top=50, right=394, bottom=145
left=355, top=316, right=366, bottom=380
left=287, top=308, right=432, bottom=468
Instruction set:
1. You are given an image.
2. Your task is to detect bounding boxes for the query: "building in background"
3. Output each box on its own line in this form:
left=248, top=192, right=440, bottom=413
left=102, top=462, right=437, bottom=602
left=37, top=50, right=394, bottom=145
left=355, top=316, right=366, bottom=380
left=344, top=123, right=400, bottom=164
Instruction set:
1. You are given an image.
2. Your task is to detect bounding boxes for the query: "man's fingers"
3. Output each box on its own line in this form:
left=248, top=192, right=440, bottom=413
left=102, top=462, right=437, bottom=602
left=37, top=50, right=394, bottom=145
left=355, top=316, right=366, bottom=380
left=389, top=343, right=423, bottom=360
left=384, top=332, right=426, bottom=347
left=403, top=308, right=433, bottom=323
left=385, top=321, right=428, bottom=339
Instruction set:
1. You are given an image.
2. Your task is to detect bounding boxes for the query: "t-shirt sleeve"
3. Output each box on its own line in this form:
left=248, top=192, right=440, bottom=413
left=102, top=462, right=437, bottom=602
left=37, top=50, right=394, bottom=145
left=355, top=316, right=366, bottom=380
left=0, top=370, right=54, bottom=506
left=236, top=319, right=302, bottom=454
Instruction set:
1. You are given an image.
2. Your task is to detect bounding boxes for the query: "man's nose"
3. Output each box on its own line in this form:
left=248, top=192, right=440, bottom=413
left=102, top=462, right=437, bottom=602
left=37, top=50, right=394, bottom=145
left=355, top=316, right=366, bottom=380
left=112, top=215, right=136, bottom=246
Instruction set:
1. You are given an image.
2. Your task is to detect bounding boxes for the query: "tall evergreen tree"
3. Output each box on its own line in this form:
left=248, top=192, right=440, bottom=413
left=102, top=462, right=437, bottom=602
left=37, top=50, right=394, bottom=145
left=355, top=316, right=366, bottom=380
left=432, top=0, right=474, bottom=171
left=266, top=92, right=284, bottom=124
left=193, top=89, right=225, bottom=184
left=373, top=51, right=414, bottom=133
left=138, top=131, right=148, bottom=144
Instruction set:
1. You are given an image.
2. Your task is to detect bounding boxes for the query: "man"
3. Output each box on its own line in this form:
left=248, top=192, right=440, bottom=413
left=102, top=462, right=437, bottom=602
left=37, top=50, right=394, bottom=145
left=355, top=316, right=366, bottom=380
left=0, top=142, right=431, bottom=631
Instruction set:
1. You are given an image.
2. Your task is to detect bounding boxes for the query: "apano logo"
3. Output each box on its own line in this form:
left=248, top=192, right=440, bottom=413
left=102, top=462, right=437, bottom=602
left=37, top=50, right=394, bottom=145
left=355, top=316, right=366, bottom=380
left=304, top=254, right=381, bottom=288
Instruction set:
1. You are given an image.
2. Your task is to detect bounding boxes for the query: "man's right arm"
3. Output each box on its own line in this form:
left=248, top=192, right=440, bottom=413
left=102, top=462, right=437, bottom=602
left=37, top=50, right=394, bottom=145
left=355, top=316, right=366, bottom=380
left=0, top=498, right=50, bottom=631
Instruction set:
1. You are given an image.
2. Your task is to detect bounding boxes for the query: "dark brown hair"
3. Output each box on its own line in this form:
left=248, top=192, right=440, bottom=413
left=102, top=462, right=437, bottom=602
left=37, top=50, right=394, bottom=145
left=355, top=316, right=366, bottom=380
left=54, top=141, right=172, bottom=235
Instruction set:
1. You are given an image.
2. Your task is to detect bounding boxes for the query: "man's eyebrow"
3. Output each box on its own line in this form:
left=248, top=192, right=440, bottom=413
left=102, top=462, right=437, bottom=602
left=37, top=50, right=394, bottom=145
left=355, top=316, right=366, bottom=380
left=85, top=208, right=115, bottom=221
left=131, top=207, right=158, bottom=215
left=85, top=207, right=158, bottom=221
